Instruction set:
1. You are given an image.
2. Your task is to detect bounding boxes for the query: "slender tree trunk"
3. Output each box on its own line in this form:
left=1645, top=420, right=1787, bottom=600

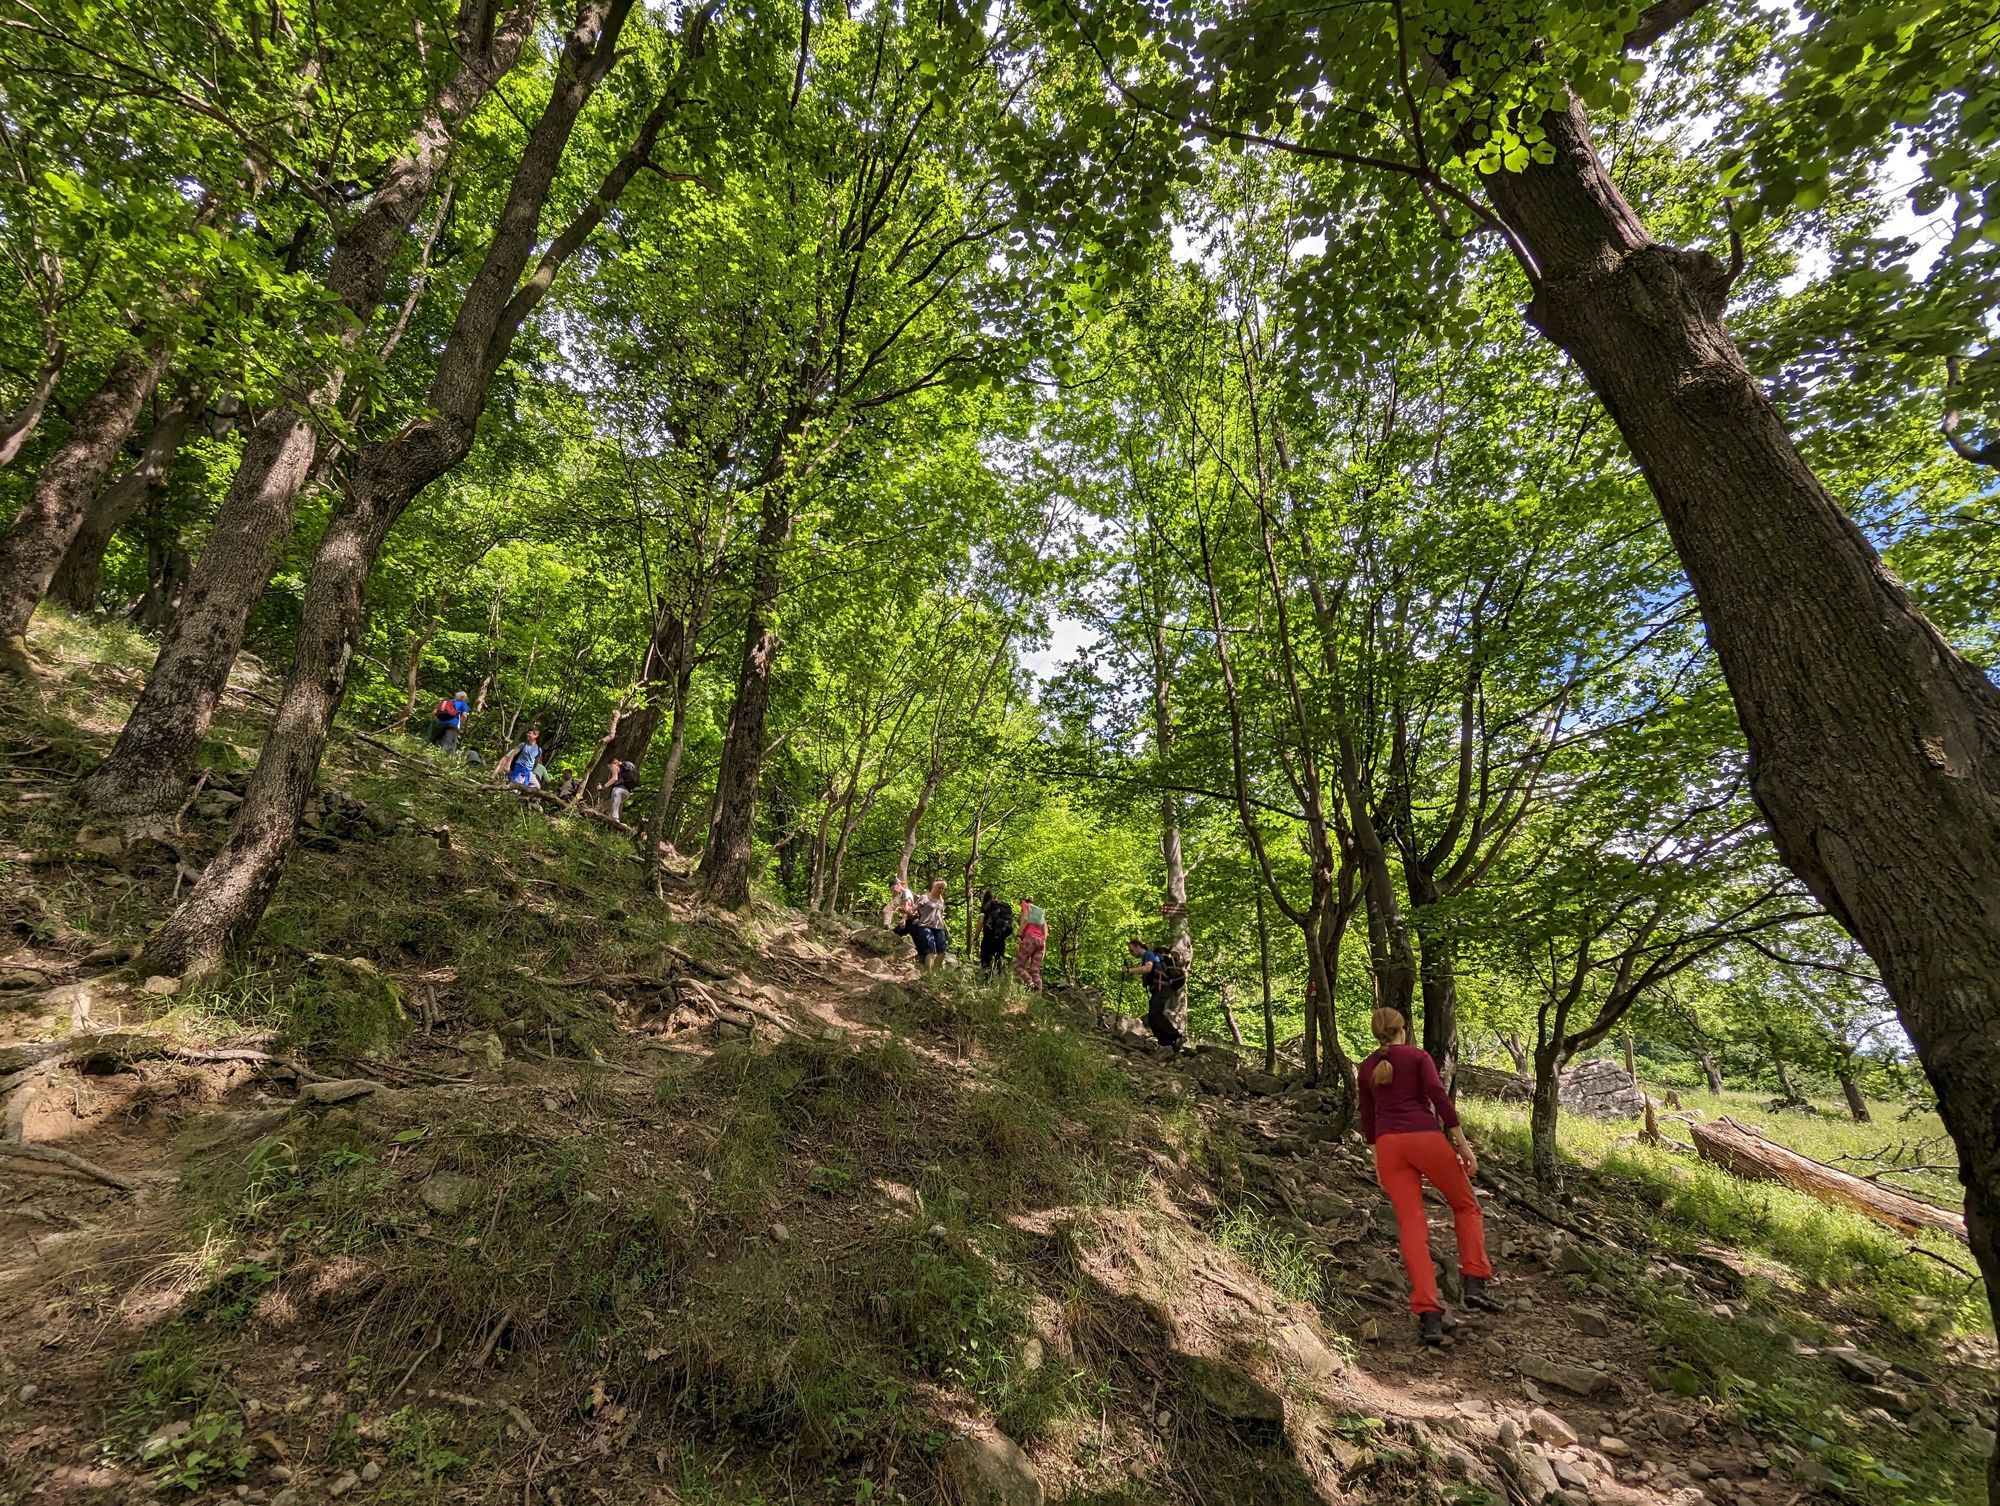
left=49, top=387, right=204, bottom=610
left=1530, top=1045, right=1564, bottom=1192
left=0, top=345, right=64, bottom=468
left=391, top=592, right=450, bottom=730
left=1217, top=979, right=1244, bottom=1048
left=1500, top=1032, right=1529, bottom=1073
left=83, top=0, right=538, bottom=812
left=1765, top=1029, right=1804, bottom=1106
left=1486, top=94, right=2000, bottom=1414
left=642, top=676, right=692, bottom=855
left=1838, top=1069, right=1872, bottom=1124
left=587, top=600, right=682, bottom=800
left=0, top=343, right=173, bottom=665
left=1256, top=883, right=1276, bottom=1075
left=1338, top=739, right=1416, bottom=1023
left=1698, top=1047, right=1724, bottom=1094
left=1405, top=863, right=1461, bottom=1090
left=701, top=494, right=791, bottom=908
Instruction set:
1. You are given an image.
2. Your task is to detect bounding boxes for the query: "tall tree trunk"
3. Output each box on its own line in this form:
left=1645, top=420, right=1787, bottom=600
left=82, top=0, right=539, bottom=813
left=1486, top=94, right=2000, bottom=1424
left=1217, top=979, right=1244, bottom=1048
left=1404, top=862, right=1461, bottom=1091
left=0, top=343, right=173, bottom=665
left=49, top=387, right=204, bottom=610
left=1765, top=1029, right=1804, bottom=1106
left=138, top=0, right=662, bottom=972
left=701, top=494, right=790, bottom=908
left=1256, top=882, right=1275, bottom=1075
left=0, top=344, right=64, bottom=468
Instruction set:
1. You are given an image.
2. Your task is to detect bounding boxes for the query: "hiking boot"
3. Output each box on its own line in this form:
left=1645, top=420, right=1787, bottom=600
left=1418, top=1311, right=1446, bottom=1347
left=1462, top=1275, right=1502, bottom=1312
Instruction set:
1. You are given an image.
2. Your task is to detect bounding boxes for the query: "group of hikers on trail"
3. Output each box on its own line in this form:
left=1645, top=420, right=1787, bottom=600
left=885, top=879, right=1054, bottom=992
left=423, top=692, right=642, bottom=824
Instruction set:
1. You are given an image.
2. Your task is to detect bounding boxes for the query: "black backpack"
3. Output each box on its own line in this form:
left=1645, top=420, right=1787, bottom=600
left=1153, top=949, right=1187, bottom=991
left=983, top=901, right=1014, bottom=940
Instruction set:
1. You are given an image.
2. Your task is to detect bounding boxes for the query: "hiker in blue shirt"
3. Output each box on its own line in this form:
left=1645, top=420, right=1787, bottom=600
left=1125, top=938, right=1187, bottom=1051
left=499, top=728, right=545, bottom=789
left=428, top=689, right=471, bottom=752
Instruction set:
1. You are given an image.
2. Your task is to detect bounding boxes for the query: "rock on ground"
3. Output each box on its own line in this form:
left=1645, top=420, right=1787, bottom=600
left=943, top=1425, right=1043, bottom=1506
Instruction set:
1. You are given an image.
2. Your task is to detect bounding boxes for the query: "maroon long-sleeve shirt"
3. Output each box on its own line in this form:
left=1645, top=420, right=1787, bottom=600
left=1357, top=1043, right=1459, bottom=1144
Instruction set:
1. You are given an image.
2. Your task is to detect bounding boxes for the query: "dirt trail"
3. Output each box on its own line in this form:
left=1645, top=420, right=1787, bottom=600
left=0, top=908, right=1919, bottom=1505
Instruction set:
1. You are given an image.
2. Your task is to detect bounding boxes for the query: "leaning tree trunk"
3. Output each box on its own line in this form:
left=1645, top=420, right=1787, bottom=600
left=1698, top=1048, right=1724, bottom=1095
left=83, top=0, right=537, bottom=815
left=1484, top=94, right=2000, bottom=1434
left=0, top=343, right=172, bottom=665
left=700, top=495, right=790, bottom=908
left=1838, top=1069, right=1872, bottom=1124
left=586, top=601, right=682, bottom=802
left=0, top=345, right=64, bottom=468
left=49, top=388, right=204, bottom=610
left=139, top=0, right=658, bottom=972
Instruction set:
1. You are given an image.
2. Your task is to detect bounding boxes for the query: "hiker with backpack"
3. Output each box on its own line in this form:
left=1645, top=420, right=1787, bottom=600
left=428, top=690, right=470, bottom=752
left=598, top=758, right=640, bottom=822
left=1125, top=938, right=1187, bottom=1051
left=1358, top=1005, right=1498, bottom=1345
left=977, top=890, right=1015, bottom=977
left=1013, top=896, right=1047, bottom=991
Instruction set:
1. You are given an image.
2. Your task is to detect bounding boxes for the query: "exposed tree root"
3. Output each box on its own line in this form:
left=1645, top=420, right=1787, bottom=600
left=0, top=1140, right=140, bottom=1191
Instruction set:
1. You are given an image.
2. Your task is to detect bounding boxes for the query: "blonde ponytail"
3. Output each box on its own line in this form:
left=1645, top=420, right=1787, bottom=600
left=1371, top=1056, right=1396, bottom=1089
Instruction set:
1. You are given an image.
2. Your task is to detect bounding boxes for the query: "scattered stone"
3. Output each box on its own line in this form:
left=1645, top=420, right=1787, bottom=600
left=419, top=1173, right=480, bottom=1217
left=1359, top=1320, right=1383, bottom=1344
left=76, top=831, right=124, bottom=858
left=1528, top=1407, right=1578, bottom=1446
left=1240, top=1070, right=1285, bottom=1096
left=138, top=1420, right=190, bottom=1458
left=1553, top=1456, right=1590, bottom=1490
left=1518, top=1447, right=1562, bottom=1498
left=1554, top=1244, right=1594, bottom=1277
left=1598, top=1435, right=1631, bottom=1456
left=1519, top=1353, right=1615, bottom=1398
left=1019, top=1338, right=1044, bottom=1372
left=359, top=1461, right=382, bottom=1483
left=328, top=1471, right=359, bottom=1498
left=140, top=974, right=182, bottom=997
left=1180, top=1356, right=1285, bottom=1426
left=271, top=1491, right=299, bottom=1506
left=943, top=1425, right=1044, bottom=1506
left=1826, top=1346, right=1892, bottom=1384
left=1276, top=1321, right=1341, bottom=1381
left=1963, top=1421, right=1998, bottom=1453
left=1574, top=1307, right=1612, bottom=1337
left=16, top=1383, right=37, bottom=1404
left=1559, top=1057, right=1648, bottom=1118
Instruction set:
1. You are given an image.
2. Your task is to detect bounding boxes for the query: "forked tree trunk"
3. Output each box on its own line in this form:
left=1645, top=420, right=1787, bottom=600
left=0, top=343, right=173, bottom=665
left=586, top=602, right=683, bottom=801
left=700, top=493, right=791, bottom=908
left=83, top=0, right=539, bottom=814
left=49, top=388, right=205, bottom=610
left=139, top=0, right=664, bottom=973
left=1485, top=94, right=2000, bottom=1420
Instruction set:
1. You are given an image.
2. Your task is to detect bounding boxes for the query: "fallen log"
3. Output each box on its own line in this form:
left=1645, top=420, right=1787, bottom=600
left=1688, top=1115, right=1965, bottom=1242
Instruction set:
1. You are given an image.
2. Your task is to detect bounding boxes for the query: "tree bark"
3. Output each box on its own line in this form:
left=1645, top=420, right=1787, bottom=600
left=1838, top=1069, right=1872, bottom=1124
left=1698, top=1047, right=1724, bottom=1095
left=700, top=491, right=790, bottom=908
left=49, top=388, right=204, bottom=611
left=82, top=0, right=539, bottom=813
left=1530, top=1042, right=1564, bottom=1191
left=0, top=343, right=173, bottom=664
left=391, top=593, right=451, bottom=731
left=138, top=0, right=661, bottom=972
left=1485, top=92, right=2000, bottom=1407
left=586, top=600, right=683, bottom=802
left=1255, top=883, right=1276, bottom=1075
left=1689, top=1115, right=1962, bottom=1240
left=0, top=345, right=65, bottom=469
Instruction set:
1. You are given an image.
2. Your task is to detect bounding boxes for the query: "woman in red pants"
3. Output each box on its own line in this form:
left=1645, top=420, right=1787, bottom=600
left=1358, top=1006, right=1498, bottom=1344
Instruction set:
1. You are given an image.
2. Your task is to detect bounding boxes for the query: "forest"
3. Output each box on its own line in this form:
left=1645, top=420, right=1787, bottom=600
left=1, top=0, right=1997, bottom=1501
